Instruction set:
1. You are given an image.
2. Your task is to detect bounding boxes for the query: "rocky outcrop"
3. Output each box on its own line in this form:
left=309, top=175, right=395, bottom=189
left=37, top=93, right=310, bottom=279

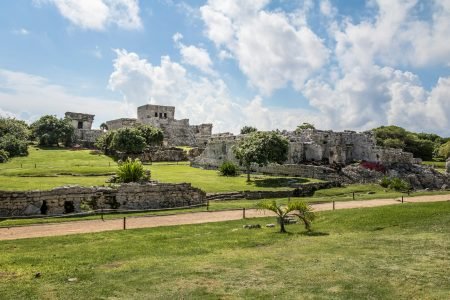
left=0, top=182, right=206, bottom=217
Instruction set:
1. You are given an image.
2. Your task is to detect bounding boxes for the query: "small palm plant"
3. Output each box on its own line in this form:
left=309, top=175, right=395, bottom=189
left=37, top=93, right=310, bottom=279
left=117, top=158, right=146, bottom=183
left=256, top=200, right=315, bottom=233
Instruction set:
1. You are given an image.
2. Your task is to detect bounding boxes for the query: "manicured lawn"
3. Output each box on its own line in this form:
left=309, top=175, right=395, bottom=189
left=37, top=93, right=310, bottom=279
left=422, top=161, right=446, bottom=173
left=0, top=202, right=449, bottom=299
left=0, top=147, right=320, bottom=192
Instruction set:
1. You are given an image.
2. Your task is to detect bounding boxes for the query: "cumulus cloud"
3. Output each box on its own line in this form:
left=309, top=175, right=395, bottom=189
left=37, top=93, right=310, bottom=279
left=172, top=33, right=216, bottom=75
left=334, top=0, right=450, bottom=70
left=200, top=0, right=329, bottom=95
left=35, top=0, right=142, bottom=30
left=303, top=65, right=450, bottom=136
left=0, top=69, right=127, bottom=126
left=107, top=49, right=319, bottom=133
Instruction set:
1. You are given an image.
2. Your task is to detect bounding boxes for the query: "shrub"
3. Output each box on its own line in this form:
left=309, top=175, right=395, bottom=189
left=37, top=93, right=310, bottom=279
left=379, top=176, right=410, bottom=191
left=240, top=126, right=257, bottom=135
left=219, top=161, right=238, bottom=176
left=111, top=128, right=146, bottom=154
left=0, top=149, right=9, bottom=163
left=116, top=158, right=146, bottom=183
left=0, top=134, right=28, bottom=157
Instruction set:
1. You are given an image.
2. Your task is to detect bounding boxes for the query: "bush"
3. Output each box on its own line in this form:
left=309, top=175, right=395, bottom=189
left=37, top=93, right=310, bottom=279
left=219, top=161, right=238, bottom=176
left=0, top=149, right=9, bottom=163
left=0, top=134, right=28, bottom=157
left=116, top=158, right=146, bottom=183
left=379, top=176, right=410, bottom=191
left=111, top=128, right=146, bottom=154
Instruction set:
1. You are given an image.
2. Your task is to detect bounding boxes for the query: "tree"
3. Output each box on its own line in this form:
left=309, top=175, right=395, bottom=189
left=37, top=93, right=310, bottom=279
left=110, top=128, right=146, bottom=154
left=438, top=141, right=450, bottom=159
left=295, top=122, right=315, bottom=133
left=100, top=123, right=108, bottom=131
left=240, top=126, right=258, bottom=134
left=31, top=115, right=74, bottom=147
left=133, top=124, right=164, bottom=146
left=256, top=200, right=315, bottom=233
left=233, top=131, right=288, bottom=181
left=0, top=117, right=30, bottom=158
left=95, top=131, right=116, bottom=154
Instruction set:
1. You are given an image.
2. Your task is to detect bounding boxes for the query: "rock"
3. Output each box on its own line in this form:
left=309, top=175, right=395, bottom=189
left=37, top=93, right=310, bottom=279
left=243, top=224, right=261, bottom=229
left=23, top=204, right=41, bottom=215
left=68, top=278, right=78, bottom=282
left=266, top=224, right=275, bottom=228
left=367, top=191, right=375, bottom=194
left=441, top=184, right=448, bottom=190
left=446, top=159, right=450, bottom=174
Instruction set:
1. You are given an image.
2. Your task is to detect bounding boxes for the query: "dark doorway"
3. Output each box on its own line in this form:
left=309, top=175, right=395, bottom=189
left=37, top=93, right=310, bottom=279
left=77, top=121, right=83, bottom=129
left=64, top=201, right=75, bottom=214
left=40, top=200, right=48, bottom=215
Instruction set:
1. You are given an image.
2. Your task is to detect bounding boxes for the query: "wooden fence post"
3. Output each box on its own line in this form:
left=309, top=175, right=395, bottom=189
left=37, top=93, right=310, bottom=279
left=333, top=201, right=335, bottom=210
left=243, top=207, right=246, bottom=219
left=123, top=217, right=126, bottom=230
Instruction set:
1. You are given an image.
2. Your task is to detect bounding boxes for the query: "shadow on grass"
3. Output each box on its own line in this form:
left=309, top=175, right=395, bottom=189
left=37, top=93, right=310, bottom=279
left=253, top=177, right=310, bottom=188
left=299, top=231, right=330, bottom=237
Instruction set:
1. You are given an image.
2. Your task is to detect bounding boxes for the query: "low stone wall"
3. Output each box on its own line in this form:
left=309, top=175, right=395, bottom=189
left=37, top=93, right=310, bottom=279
left=206, top=181, right=340, bottom=201
left=257, top=164, right=342, bottom=182
left=0, top=182, right=206, bottom=217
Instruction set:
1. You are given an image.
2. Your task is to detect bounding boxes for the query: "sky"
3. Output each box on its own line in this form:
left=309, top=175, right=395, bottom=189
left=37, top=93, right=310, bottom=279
left=0, top=0, right=449, bottom=136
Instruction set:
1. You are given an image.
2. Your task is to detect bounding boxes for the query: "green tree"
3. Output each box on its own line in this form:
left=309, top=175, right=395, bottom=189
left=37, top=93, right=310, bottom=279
left=233, top=131, right=288, bottom=181
left=240, top=126, right=258, bottom=134
left=95, top=131, right=116, bottom=154
left=100, top=123, right=108, bottom=131
left=438, top=141, right=450, bottom=159
left=256, top=200, right=315, bottom=233
left=383, top=138, right=405, bottom=149
left=295, top=122, right=315, bottom=133
left=133, top=124, right=164, bottom=146
left=110, top=128, right=146, bottom=154
left=0, top=117, right=30, bottom=158
left=31, top=115, right=74, bottom=147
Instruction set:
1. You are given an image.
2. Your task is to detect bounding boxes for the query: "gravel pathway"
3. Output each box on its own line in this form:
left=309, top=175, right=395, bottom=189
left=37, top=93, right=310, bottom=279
left=0, top=194, right=448, bottom=241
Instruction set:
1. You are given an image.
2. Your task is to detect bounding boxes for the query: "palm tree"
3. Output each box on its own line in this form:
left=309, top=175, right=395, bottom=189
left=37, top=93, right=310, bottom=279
left=256, top=200, right=315, bottom=233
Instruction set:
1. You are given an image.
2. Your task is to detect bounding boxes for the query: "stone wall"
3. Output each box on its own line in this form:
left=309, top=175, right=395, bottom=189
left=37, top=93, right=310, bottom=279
left=206, top=181, right=341, bottom=201
left=192, top=130, right=416, bottom=173
left=446, top=158, right=450, bottom=174
left=116, top=147, right=189, bottom=162
left=73, top=129, right=103, bottom=145
left=106, top=118, right=137, bottom=131
left=0, top=182, right=206, bottom=217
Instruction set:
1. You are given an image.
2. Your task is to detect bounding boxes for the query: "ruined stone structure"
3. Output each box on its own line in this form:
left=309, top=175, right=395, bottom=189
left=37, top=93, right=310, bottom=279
left=0, top=182, right=206, bottom=217
left=446, top=158, right=450, bottom=174
left=65, top=112, right=103, bottom=146
left=105, top=104, right=212, bottom=147
left=193, top=129, right=415, bottom=169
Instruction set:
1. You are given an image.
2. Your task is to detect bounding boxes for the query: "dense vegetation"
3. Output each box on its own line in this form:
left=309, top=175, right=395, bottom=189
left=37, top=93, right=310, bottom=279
left=372, top=125, right=449, bottom=161
left=96, top=124, right=163, bottom=155
left=240, top=125, right=258, bottom=134
left=31, top=115, right=74, bottom=147
left=0, top=117, right=30, bottom=162
left=233, top=131, right=289, bottom=181
left=1, top=202, right=448, bottom=299
left=295, top=122, right=315, bottom=133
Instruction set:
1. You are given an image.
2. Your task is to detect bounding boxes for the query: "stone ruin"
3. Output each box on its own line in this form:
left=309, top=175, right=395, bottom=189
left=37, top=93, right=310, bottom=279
left=106, top=104, right=212, bottom=147
left=0, top=182, right=206, bottom=217
left=65, top=112, right=103, bottom=147
left=192, top=129, right=449, bottom=189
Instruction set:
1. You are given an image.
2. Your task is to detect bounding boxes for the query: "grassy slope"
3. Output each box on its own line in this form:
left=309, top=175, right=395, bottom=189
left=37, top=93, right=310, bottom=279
left=0, top=147, right=320, bottom=192
left=0, top=202, right=449, bottom=299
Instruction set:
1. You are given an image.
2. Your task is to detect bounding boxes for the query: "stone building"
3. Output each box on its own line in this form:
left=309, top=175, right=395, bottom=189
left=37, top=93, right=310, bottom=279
left=65, top=112, right=103, bottom=146
left=105, top=104, right=212, bottom=147
left=192, top=129, right=416, bottom=171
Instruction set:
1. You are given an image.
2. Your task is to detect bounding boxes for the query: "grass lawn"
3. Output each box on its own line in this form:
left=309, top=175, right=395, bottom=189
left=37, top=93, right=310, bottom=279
left=0, top=202, right=449, bottom=299
left=422, top=160, right=446, bottom=173
left=0, top=147, right=321, bottom=192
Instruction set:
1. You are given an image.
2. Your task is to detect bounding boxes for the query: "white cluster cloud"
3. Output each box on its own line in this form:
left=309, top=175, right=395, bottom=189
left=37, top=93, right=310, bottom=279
left=35, top=0, right=142, bottom=30
left=107, top=49, right=319, bottom=133
left=172, top=33, right=216, bottom=75
left=200, top=0, right=330, bottom=95
left=0, top=69, right=127, bottom=126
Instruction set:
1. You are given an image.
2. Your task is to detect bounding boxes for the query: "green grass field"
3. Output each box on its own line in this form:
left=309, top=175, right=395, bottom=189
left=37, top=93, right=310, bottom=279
left=0, top=147, right=320, bottom=192
left=1, top=202, right=448, bottom=299
left=422, top=160, right=446, bottom=173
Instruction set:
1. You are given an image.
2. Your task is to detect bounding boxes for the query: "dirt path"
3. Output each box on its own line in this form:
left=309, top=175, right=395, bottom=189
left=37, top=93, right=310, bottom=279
left=0, top=194, right=449, bottom=241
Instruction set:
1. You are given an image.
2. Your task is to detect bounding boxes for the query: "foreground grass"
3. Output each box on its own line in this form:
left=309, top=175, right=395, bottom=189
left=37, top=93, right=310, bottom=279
left=0, top=147, right=319, bottom=192
left=0, top=202, right=449, bottom=299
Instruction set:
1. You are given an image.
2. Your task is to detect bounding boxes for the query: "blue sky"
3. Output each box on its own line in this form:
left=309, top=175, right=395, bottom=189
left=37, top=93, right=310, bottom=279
left=0, top=0, right=449, bottom=135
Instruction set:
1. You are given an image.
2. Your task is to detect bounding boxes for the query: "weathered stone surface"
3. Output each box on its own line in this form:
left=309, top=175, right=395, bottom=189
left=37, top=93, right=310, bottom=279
left=446, top=158, right=450, bottom=174
left=0, top=182, right=206, bottom=217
